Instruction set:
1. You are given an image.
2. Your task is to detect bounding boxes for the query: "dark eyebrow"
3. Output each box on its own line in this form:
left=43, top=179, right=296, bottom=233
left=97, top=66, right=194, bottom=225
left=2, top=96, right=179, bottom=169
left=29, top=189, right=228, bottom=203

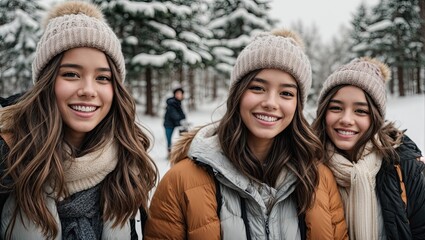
left=252, top=77, right=298, bottom=89
left=59, top=63, right=111, bottom=72
left=59, top=63, right=82, bottom=69
left=330, top=99, right=368, bottom=106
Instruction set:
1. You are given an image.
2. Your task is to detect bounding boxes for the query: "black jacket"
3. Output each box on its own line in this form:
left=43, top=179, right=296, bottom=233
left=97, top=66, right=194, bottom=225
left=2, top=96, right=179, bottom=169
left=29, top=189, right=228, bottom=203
left=376, top=135, right=425, bottom=239
left=163, top=97, right=186, bottom=128
left=0, top=92, right=24, bottom=107
left=0, top=136, right=11, bottom=221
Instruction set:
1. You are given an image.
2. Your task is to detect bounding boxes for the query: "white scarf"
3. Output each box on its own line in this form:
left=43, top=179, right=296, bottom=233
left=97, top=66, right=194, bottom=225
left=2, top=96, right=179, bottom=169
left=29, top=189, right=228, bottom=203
left=327, top=142, right=382, bottom=240
left=62, top=140, right=118, bottom=196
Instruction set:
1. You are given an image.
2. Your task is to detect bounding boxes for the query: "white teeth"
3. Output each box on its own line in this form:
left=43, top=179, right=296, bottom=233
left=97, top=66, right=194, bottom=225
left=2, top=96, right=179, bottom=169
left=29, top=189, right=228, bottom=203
left=337, top=130, right=355, bottom=135
left=71, top=105, right=96, bottom=112
left=255, top=114, right=278, bottom=122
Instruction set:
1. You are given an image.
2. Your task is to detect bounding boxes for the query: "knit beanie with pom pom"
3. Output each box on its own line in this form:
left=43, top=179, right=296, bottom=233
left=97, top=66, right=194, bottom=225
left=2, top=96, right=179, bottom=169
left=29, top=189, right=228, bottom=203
left=230, top=29, right=312, bottom=106
left=32, top=1, right=125, bottom=83
left=318, top=57, right=390, bottom=117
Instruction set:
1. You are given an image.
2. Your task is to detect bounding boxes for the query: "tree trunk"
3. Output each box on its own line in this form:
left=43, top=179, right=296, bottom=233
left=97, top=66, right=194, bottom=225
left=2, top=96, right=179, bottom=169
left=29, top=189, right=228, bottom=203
left=144, top=67, right=155, bottom=116
left=156, top=70, right=164, bottom=113
left=390, top=68, right=395, bottom=95
left=178, top=64, right=184, bottom=84
left=397, top=65, right=405, bottom=97
left=187, top=67, right=196, bottom=111
left=213, top=72, right=218, bottom=100
left=416, top=67, right=421, bottom=94
left=204, top=68, right=209, bottom=99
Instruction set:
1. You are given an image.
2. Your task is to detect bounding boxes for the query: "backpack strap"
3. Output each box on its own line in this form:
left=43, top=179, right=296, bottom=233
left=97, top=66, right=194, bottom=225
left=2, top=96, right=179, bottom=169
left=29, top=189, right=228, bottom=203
left=240, top=196, right=252, bottom=240
left=394, top=164, right=407, bottom=207
left=194, top=160, right=222, bottom=217
left=298, top=212, right=306, bottom=240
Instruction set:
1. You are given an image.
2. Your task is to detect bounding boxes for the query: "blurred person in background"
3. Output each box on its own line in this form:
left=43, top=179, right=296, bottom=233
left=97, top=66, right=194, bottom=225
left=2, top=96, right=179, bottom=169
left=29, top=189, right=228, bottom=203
left=163, top=87, right=187, bottom=156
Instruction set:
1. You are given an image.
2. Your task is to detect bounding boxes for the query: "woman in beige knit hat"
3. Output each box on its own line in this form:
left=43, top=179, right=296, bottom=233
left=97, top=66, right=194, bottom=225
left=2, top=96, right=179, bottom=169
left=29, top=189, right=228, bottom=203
left=144, top=29, right=347, bottom=240
left=0, top=1, right=157, bottom=239
left=313, top=57, right=425, bottom=239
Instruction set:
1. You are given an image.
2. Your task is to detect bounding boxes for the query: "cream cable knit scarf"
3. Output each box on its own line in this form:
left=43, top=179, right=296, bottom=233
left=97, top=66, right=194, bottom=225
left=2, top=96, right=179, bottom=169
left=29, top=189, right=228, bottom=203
left=62, top=140, right=118, bottom=196
left=327, top=142, right=382, bottom=240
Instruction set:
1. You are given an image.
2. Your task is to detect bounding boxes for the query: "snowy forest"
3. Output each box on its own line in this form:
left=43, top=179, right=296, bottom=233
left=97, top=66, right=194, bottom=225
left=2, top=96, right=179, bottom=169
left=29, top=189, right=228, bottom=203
left=0, top=0, right=424, bottom=116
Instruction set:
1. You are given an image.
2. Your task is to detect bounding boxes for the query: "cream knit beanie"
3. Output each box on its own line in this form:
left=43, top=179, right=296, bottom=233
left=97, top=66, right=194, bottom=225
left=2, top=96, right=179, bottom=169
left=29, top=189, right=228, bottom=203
left=32, top=1, right=125, bottom=83
left=231, top=29, right=312, bottom=106
left=318, top=57, right=390, bottom=117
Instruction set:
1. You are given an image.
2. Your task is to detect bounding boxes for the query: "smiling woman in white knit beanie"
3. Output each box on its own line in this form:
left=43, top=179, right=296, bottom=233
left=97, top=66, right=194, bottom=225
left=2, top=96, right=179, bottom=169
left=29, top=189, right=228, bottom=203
left=144, top=29, right=348, bottom=239
left=0, top=1, right=157, bottom=239
left=312, top=57, right=425, bottom=240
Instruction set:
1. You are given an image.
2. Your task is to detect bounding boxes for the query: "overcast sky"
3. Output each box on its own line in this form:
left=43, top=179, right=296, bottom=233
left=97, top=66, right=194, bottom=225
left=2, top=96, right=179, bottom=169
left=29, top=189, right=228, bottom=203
left=269, top=0, right=380, bottom=42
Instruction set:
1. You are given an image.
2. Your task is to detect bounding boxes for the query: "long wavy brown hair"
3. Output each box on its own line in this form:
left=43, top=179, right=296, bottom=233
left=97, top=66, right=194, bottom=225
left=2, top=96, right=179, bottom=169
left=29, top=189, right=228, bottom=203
left=0, top=52, right=158, bottom=239
left=312, top=85, right=402, bottom=164
left=216, top=69, right=321, bottom=214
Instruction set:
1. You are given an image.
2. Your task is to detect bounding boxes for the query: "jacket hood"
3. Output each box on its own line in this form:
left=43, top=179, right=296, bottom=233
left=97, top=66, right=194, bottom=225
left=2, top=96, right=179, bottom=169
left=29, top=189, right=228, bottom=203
left=169, top=126, right=200, bottom=165
left=166, top=97, right=181, bottom=105
left=173, top=124, right=298, bottom=206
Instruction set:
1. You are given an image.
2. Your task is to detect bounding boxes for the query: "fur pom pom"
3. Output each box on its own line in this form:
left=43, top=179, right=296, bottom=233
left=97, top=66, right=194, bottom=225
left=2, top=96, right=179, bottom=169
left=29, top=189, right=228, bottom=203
left=44, top=1, right=103, bottom=27
left=360, top=57, right=391, bottom=82
left=271, top=29, right=305, bottom=50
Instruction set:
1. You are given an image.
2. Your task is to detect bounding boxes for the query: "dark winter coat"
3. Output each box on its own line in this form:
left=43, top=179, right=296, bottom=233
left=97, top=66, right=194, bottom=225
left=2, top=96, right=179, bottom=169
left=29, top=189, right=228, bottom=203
left=0, top=92, right=24, bottom=107
left=163, top=97, right=186, bottom=128
left=376, top=135, right=425, bottom=239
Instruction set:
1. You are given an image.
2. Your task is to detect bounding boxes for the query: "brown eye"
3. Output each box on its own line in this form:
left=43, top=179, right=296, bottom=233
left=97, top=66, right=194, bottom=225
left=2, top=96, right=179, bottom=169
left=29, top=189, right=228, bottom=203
left=328, top=106, right=342, bottom=111
left=62, top=72, right=78, bottom=78
left=248, top=85, right=264, bottom=92
left=97, top=75, right=111, bottom=82
left=355, top=109, right=369, bottom=115
left=280, top=91, right=294, bottom=97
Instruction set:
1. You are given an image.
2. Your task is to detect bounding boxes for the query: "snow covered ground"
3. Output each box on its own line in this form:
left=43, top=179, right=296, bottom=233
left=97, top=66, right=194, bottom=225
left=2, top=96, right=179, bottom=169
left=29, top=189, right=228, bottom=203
left=138, top=94, right=425, bottom=179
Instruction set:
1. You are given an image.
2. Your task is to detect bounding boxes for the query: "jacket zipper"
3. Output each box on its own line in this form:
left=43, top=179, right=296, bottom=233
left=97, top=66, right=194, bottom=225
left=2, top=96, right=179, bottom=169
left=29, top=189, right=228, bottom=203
left=265, top=217, right=270, bottom=240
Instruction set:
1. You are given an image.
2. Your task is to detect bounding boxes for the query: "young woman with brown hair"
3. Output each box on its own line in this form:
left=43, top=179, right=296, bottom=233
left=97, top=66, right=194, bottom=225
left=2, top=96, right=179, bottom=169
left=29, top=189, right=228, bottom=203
left=145, top=29, right=347, bottom=239
left=0, top=2, right=157, bottom=239
left=312, top=57, right=425, bottom=239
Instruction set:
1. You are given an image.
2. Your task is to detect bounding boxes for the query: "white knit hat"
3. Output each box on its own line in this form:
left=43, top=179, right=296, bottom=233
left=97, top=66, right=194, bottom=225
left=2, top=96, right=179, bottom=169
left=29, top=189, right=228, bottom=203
left=318, top=57, right=390, bottom=117
left=231, top=29, right=312, bottom=106
left=32, top=1, right=125, bottom=83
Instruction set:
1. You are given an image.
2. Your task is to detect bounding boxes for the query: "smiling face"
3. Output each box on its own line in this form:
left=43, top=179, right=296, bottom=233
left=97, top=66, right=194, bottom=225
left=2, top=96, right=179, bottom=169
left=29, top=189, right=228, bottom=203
left=325, top=85, right=372, bottom=155
left=55, top=47, right=114, bottom=147
left=240, top=69, right=298, bottom=150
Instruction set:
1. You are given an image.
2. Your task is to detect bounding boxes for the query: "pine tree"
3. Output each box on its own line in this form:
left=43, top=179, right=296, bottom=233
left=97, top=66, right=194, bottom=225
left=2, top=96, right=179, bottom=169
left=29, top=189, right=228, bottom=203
left=384, top=0, right=423, bottom=96
left=160, top=0, right=213, bottom=111
left=350, top=3, right=373, bottom=57
left=94, top=0, right=178, bottom=116
left=350, top=0, right=423, bottom=96
left=0, top=0, right=43, bottom=94
left=208, top=0, right=274, bottom=86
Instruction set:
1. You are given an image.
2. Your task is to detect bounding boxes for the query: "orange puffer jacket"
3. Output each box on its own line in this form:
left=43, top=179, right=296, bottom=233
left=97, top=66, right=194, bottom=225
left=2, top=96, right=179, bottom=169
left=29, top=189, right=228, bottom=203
left=306, top=164, right=348, bottom=240
left=145, top=158, right=219, bottom=239
left=144, top=160, right=347, bottom=240
left=144, top=130, right=347, bottom=239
